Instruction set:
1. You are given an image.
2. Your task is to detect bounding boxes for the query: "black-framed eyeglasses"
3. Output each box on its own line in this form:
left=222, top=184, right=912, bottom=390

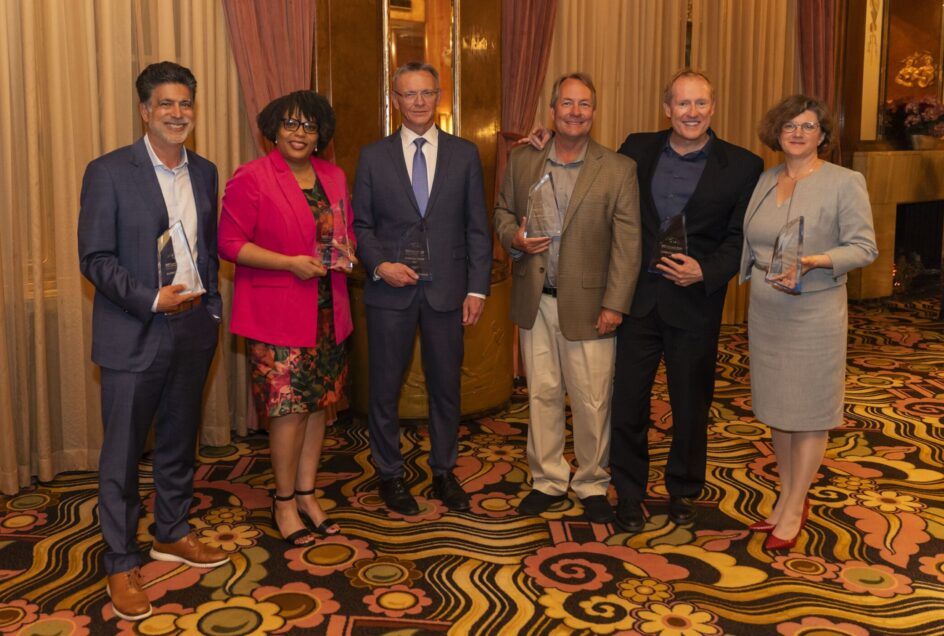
left=282, top=118, right=318, bottom=134
left=781, top=121, right=820, bottom=134
left=393, top=89, right=440, bottom=103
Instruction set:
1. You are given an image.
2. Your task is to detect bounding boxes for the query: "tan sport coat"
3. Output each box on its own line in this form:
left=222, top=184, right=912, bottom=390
left=494, top=139, right=641, bottom=341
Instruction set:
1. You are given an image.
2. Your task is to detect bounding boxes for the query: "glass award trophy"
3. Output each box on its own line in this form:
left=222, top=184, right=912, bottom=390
left=316, top=200, right=355, bottom=271
left=396, top=220, right=433, bottom=281
left=524, top=173, right=561, bottom=239
left=157, top=221, right=205, bottom=294
left=765, top=215, right=805, bottom=293
left=647, top=213, right=688, bottom=274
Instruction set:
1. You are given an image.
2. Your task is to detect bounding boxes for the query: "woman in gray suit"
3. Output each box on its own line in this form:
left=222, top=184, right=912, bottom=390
left=739, top=95, right=877, bottom=550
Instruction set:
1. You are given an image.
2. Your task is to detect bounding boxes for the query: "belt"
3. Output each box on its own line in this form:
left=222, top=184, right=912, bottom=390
left=753, top=262, right=770, bottom=273
left=542, top=286, right=558, bottom=297
left=164, top=296, right=201, bottom=315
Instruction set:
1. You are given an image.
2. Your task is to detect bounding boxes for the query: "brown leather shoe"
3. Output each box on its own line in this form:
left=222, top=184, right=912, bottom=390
left=106, top=567, right=152, bottom=621
left=149, top=531, right=229, bottom=568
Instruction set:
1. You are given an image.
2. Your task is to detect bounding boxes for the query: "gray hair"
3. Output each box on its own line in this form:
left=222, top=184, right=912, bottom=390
left=550, top=72, right=597, bottom=108
left=392, top=62, right=440, bottom=88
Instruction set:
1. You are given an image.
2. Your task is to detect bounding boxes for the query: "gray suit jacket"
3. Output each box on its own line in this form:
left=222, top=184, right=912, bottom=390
left=352, top=128, right=492, bottom=311
left=78, top=137, right=221, bottom=371
left=494, top=139, right=641, bottom=341
left=739, top=162, right=878, bottom=290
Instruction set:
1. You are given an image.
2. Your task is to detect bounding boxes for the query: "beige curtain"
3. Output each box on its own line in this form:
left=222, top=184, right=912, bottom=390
left=538, top=0, right=800, bottom=323
left=0, top=0, right=254, bottom=495
left=691, top=0, right=801, bottom=321
left=538, top=0, right=690, bottom=148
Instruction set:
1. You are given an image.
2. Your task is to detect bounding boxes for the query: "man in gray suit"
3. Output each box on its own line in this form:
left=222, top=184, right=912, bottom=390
left=78, top=61, right=227, bottom=621
left=494, top=73, right=641, bottom=523
left=353, top=62, right=492, bottom=515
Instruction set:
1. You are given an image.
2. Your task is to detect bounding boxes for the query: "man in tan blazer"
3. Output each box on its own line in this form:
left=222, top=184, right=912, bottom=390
left=494, top=73, right=641, bottom=523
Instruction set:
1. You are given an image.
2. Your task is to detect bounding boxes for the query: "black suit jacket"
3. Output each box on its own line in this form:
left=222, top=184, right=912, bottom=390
left=78, top=137, right=221, bottom=371
left=619, top=129, right=762, bottom=331
left=352, top=128, right=492, bottom=312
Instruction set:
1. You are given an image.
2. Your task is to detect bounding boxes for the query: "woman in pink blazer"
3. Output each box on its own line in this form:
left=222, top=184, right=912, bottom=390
left=219, top=91, right=356, bottom=546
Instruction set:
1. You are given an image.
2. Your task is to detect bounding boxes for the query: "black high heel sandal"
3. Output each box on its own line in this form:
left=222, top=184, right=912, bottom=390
left=271, top=492, right=315, bottom=546
left=295, top=489, right=341, bottom=536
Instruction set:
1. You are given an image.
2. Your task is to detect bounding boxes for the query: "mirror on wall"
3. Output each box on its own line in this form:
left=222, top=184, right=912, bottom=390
left=384, top=0, right=458, bottom=135
left=861, top=0, right=944, bottom=143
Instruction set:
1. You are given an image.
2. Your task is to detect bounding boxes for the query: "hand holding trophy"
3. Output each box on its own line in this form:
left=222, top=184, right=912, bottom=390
left=316, top=200, right=357, bottom=273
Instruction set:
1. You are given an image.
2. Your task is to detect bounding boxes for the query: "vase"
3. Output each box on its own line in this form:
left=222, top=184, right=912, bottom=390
left=909, top=134, right=944, bottom=150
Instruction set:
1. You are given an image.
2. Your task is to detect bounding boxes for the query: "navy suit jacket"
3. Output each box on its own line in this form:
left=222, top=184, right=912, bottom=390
left=78, top=137, right=221, bottom=372
left=352, top=128, right=491, bottom=311
left=619, top=129, right=762, bottom=331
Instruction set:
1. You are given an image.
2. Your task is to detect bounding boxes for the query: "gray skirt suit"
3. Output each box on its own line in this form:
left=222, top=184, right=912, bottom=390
left=739, top=162, right=878, bottom=431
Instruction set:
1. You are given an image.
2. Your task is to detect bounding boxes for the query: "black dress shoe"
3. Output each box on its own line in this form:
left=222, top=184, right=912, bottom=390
left=378, top=478, right=420, bottom=515
left=432, top=472, right=470, bottom=511
left=579, top=495, right=615, bottom=523
left=518, top=489, right=567, bottom=515
left=668, top=496, right=696, bottom=525
left=615, top=499, right=645, bottom=533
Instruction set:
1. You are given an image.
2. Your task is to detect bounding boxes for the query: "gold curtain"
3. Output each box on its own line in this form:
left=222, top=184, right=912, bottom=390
left=539, top=0, right=690, bottom=148
left=0, top=0, right=255, bottom=495
left=691, top=0, right=801, bottom=321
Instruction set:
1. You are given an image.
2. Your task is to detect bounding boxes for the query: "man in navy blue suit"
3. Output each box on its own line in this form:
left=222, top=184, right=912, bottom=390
left=353, top=62, right=492, bottom=515
left=78, top=61, right=228, bottom=621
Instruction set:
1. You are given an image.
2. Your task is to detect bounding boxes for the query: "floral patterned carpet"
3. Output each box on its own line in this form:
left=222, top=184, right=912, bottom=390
left=1, top=295, right=942, bottom=635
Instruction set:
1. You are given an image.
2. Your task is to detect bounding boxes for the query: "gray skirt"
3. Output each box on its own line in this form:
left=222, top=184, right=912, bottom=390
left=748, top=268, right=848, bottom=431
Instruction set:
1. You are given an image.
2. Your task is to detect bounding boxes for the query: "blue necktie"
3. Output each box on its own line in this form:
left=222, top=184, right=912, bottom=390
left=412, top=138, right=429, bottom=216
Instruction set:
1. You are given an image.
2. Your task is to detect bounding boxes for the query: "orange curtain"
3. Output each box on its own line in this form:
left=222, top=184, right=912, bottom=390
left=797, top=0, right=839, bottom=158
left=221, top=0, right=316, bottom=153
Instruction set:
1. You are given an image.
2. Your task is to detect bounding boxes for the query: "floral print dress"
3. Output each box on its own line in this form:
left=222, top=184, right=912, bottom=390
left=247, top=180, right=349, bottom=421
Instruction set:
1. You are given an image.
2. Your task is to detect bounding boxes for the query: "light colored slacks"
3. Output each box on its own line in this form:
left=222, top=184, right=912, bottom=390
left=519, top=293, right=615, bottom=499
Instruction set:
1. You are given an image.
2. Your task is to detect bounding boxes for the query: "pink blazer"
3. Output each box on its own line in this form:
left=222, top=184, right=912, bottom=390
left=219, top=149, right=355, bottom=347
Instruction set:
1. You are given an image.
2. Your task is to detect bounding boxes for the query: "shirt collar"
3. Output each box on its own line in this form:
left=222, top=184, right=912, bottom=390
left=547, top=138, right=588, bottom=167
left=400, top=125, right=439, bottom=149
left=662, top=128, right=714, bottom=160
left=143, top=134, right=188, bottom=170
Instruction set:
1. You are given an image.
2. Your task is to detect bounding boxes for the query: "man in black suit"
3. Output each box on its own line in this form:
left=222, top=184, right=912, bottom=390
left=353, top=62, right=492, bottom=515
left=610, top=70, right=763, bottom=532
left=78, top=62, right=228, bottom=621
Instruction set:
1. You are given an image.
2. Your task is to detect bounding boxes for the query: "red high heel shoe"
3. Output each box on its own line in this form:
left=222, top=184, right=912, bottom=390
left=749, top=498, right=809, bottom=533
left=764, top=530, right=798, bottom=551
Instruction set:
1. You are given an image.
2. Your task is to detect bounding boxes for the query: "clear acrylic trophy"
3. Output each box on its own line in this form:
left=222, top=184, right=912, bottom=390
left=315, top=200, right=355, bottom=272
left=765, top=215, right=805, bottom=294
left=524, top=173, right=561, bottom=239
left=396, top=220, right=432, bottom=281
left=157, top=221, right=205, bottom=294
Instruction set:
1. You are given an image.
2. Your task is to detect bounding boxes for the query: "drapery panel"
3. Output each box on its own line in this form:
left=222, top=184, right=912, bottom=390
left=221, top=0, right=316, bottom=154
left=797, top=0, right=839, bottom=159
left=0, top=0, right=254, bottom=495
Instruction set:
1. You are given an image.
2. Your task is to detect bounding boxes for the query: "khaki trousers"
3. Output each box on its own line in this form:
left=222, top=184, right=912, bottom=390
left=520, top=293, right=616, bottom=499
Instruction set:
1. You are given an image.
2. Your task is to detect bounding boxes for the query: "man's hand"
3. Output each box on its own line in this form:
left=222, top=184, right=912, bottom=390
left=514, top=126, right=552, bottom=150
left=288, top=255, right=327, bottom=280
left=463, top=295, right=485, bottom=326
left=511, top=216, right=552, bottom=254
left=377, top=262, right=419, bottom=287
left=595, top=307, right=622, bottom=336
left=156, top=284, right=203, bottom=313
left=656, top=254, right=704, bottom=287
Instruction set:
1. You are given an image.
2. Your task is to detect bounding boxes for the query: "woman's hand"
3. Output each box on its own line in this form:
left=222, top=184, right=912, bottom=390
left=288, top=255, right=327, bottom=279
left=800, top=254, right=833, bottom=274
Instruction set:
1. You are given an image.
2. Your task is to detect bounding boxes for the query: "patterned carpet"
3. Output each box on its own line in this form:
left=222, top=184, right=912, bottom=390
left=1, top=295, right=942, bottom=636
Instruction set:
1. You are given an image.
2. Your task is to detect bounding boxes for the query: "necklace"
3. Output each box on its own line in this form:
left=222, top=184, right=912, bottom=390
left=782, top=160, right=821, bottom=182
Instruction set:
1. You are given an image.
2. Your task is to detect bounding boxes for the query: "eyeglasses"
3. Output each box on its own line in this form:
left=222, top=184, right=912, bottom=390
left=394, top=89, right=440, bottom=103
left=281, top=118, right=318, bottom=134
left=782, top=121, right=820, bottom=134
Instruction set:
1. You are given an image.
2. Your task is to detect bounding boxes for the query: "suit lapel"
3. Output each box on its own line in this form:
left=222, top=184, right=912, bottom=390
left=384, top=131, right=422, bottom=217
left=639, top=132, right=668, bottom=229
left=425, top=128, right=450, bottom=218
left=130, top=138, right=170, bottom=230
left=561, top=140, right=603, bottom=234
left=269, top=149, right=317, bottom=246
left=682, top=134, right=727, bottom=217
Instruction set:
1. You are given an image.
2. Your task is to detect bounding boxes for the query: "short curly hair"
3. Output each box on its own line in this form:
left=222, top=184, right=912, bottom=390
left=758, top=94, right=833, bottom=153
left=257, top=90, right=336, bottom=154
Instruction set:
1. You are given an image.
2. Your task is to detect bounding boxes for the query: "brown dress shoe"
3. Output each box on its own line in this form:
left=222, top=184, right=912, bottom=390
left=149, top=531, right=229, bottom=568
left=106, top=567, right=152, bottom=621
